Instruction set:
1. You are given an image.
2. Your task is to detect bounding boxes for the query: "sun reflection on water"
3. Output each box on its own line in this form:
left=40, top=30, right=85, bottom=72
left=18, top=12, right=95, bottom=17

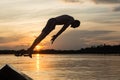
left=36, top=54, right=40, bottom=71
left=35, top=54, right=54, bottom=71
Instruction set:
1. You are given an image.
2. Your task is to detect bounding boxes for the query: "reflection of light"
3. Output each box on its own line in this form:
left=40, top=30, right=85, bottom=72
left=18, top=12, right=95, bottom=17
left=36, top=54, right=40, bottom=71
left=35, top=54, right=54, bottom=72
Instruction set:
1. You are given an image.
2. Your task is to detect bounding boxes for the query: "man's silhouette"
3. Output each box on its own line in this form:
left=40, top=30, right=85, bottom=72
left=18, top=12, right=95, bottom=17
left=27, top=15, right=80, bottom=58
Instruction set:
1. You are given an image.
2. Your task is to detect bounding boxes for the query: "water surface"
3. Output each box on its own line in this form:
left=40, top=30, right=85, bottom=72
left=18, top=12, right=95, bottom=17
left=0, top=54, right=120, bottom=80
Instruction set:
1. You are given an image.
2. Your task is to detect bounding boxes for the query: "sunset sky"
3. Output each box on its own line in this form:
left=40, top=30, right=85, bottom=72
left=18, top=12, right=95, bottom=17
left=0, top=0, right=120, bottom=50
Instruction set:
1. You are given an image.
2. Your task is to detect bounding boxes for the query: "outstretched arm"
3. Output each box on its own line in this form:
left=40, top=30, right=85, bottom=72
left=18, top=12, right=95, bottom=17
left=51, top=24, right=70, bottom=44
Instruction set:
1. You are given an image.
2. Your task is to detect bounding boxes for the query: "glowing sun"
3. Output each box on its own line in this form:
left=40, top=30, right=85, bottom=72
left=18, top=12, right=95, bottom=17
left=35, top=45, right=42, bottom=51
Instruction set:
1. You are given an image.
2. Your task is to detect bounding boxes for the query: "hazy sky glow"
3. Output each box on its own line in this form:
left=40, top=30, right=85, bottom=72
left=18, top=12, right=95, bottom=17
left=0, top=0, right=120, bottom=50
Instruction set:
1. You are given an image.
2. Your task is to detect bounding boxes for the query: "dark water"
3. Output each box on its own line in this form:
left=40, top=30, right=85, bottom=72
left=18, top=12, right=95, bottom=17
left=0, top=54, right=120, bottom=80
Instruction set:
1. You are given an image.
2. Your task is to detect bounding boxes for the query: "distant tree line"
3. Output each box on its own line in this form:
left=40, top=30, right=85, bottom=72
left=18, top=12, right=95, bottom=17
left=0, top=44, right=120, bottom=55
left=0, top=50, right=17, bottom=54
left=79, top=44, right=120, bottom=54
left=38, top=44, right=120, bottom=54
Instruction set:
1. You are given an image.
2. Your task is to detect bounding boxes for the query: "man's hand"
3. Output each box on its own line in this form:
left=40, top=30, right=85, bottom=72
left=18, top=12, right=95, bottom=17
left=51, top=35, right=57, bottom=44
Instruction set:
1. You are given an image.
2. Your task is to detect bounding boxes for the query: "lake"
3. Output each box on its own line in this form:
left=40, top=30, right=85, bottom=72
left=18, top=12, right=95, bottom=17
left=0, top=54, right=120, bottom=80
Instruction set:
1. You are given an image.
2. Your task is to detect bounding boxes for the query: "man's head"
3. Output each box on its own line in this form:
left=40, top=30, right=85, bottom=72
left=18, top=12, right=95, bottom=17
left=71, top=20, right=80, bottom=28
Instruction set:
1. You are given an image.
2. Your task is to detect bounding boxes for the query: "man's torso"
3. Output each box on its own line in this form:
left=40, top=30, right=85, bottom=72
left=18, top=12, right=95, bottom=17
left=54, top=15, right=74, bottom=25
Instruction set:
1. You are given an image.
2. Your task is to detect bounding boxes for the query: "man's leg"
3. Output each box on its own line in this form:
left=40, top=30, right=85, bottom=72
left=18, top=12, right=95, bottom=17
left=28, top=32, right=48, bottom=51
left=27, top=18, right=56, bottom=58
left=27, top=31, right=50, bottom=57
left=28, top=19, right=56, bottom=51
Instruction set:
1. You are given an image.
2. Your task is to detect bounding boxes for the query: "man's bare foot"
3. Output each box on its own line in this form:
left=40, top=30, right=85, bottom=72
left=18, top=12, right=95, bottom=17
left=26, top=49, right=33, bottom=58
left=29, top=53, right=32, bottom=58
left=24, top=49, right=33, bottom=58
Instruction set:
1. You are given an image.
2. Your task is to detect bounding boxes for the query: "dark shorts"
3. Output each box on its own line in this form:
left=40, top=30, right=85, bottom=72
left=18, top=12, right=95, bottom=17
left=42, top=18, right=56, bottom=33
